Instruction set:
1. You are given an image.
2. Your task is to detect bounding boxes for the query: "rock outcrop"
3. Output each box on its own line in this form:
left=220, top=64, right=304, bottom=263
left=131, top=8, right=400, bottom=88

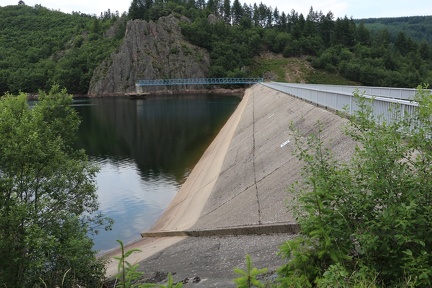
left=88, top=15, right=210, bottom=96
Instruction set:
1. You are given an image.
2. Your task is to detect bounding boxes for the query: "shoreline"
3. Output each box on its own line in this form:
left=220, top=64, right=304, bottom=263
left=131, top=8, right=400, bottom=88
left=86, top=87, right=246, bottom=98
left=102, top=87, right=251, bottom=278
left=25, top=87, right=246, bottom=100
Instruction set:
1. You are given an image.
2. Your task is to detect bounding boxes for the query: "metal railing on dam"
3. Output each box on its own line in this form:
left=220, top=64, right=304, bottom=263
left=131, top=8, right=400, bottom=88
left=136, top=78, right=264, bottom=86
left=262, top=82, right=429, bottom=125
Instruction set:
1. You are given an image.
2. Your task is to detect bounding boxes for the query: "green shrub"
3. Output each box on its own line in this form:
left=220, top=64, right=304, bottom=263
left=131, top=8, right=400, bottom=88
left=0, top=85, right=110, bottom=287
left=114, top=240, right=183, bottom=288
left=233, top=254, right=268, bottom=288
left=278, top=86, right=432, bottom=287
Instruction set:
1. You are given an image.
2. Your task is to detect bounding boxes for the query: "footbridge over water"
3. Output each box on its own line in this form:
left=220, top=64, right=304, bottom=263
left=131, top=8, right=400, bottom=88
left=136, top=77, right=264, bottom=87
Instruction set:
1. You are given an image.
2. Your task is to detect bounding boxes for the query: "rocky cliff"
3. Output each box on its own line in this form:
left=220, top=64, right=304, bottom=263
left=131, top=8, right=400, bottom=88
left=88, top=15, right=210, bottom=96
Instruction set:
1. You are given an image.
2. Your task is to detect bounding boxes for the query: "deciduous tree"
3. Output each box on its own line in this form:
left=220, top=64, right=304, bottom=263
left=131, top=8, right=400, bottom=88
left=0, top=85, right=111, bottom=287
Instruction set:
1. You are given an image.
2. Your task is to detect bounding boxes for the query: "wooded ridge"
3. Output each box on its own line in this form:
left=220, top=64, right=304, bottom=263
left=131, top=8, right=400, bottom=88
left=1, top=2, right=432, bottom=96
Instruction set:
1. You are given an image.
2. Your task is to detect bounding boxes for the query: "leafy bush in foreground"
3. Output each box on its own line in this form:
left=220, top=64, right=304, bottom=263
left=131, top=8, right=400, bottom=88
left=0, top=86, right=110, bottom=287
left=277, top=86, right=432, bottom=287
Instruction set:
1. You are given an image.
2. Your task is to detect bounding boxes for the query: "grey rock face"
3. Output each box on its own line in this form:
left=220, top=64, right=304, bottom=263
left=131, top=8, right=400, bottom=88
left=88, top=15, right=210, bottom=96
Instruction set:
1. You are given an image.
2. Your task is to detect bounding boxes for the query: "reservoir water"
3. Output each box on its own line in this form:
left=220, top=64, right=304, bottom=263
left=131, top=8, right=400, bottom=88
left=73, top=94, right=240, bottom=252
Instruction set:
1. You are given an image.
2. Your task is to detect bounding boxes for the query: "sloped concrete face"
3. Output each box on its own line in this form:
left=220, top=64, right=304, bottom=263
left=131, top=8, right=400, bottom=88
left=143, top=83, right=357, bottom=237
left=107, top=84, right=359, bottom=283
left=194, top=185, right=261, bottom=228
left=191, top=84, right=356, bottom=231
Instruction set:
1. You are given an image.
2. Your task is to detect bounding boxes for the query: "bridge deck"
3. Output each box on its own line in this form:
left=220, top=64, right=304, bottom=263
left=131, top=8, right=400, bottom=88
left=136, top=78, right=263, bottom=86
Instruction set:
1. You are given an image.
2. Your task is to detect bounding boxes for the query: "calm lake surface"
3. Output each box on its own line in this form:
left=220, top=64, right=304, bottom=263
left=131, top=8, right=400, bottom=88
left=73, top=94, right=240, bottom=252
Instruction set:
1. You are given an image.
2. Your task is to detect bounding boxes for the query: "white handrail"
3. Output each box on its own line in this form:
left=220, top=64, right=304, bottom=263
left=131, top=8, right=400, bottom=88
left=262, top=82, right=421, bottom=125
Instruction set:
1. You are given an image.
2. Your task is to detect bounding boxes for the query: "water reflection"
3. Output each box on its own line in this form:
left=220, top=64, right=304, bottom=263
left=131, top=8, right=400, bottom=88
left=74, top=94, right=240, bottom=252
left=92, top=158, right=178, bottom=252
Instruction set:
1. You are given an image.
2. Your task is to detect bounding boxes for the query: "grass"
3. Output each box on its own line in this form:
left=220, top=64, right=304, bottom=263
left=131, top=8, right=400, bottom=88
left=249, top=53, right=360, bottom=85
left=306, top=69, right=360, bottom=85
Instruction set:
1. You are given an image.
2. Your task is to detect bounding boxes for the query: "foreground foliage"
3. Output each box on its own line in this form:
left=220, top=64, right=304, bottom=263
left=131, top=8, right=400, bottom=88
left=278, top=86, right=432, bottom=287
left=113, top=240, right=183, bottom=288
left=0, top=86, right=110, bottom=287
left=233, top=254, right=268, bottom=288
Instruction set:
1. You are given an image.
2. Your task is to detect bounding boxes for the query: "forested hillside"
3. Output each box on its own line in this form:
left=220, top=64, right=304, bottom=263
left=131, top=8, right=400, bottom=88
left=0, top=4, right=125, bottom=95
left=359, top=16, right=432, bottom=44
left=169, top=3, right=432, bottom=87
left=1, top=1, right=432, bottom=95
left=127, top=0, right=432, bottom=87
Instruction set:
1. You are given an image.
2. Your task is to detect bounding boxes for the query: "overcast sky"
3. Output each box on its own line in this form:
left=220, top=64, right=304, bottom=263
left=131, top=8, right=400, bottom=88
left=1, top=0, right=432, bottom=19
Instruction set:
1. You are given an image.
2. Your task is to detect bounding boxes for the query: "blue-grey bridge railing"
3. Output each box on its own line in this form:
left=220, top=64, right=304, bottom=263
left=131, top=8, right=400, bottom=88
left=262, top=82, right=428, bottom=126
left=136, top=78, right=264, bottom=86
left=267, top=82, right=419, bottom=101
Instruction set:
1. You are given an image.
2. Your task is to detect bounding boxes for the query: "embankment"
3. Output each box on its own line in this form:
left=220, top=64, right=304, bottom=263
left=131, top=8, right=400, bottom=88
left=104, top=83, right=357, bottom=280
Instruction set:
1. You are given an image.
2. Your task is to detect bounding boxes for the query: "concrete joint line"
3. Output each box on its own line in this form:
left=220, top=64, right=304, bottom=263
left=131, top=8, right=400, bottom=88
left=198, top=182, right=257, bottom=219
left=187, top=175, right=219, bottom=197
left=141, top=223, right=300, bottom=238
left=158, top=176, right=218, bottom=219
left=252, top=92, right=262, bottom=225
left=255, top=154, right=294, bottom=185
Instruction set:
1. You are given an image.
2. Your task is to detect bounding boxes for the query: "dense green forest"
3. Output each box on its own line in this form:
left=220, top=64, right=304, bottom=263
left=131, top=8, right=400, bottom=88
left=359, top=16, right=432, bottom=44
left=0, top=4, right=126, bottom=94
left=1, top=1, right=432, bottom=95
left=167, top=2, right=432, bottom=87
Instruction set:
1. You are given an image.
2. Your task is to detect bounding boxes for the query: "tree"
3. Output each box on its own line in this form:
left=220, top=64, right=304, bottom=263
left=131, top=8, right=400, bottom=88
left=206, top=0, right=217, bottom=14
left=186, top=0, right=196, bottom=10
left=0, top=85, right=110, bottom=287
left=319, top=11, right=334, bottom=47
left=419, top=41, right=431, bottom=59
left=292, top=13, right=305, bottom=39
left=278, top=86, right=432, bottom=287
left=287, top=9, right=299, bottom=33
left=356, top=21, right=370, bottom=46
left=239, top=4, right=253, bottom=28
left=223, top=0, right=231, bottom=24
left=272, top=7, right=280, bottom=27
left=373, top=28, right=391, bottom=48
left=196, top=0, right=205, bottom=9
left=395, top=31, right=418, bottom=56
left=128, top=0, right=145, bottom=19
left=233, top=254, right=267, bottom=287
left=258, top=2, right=270, bottom=27
left=231, top=0, right=242, bottom=25
left=252, top=3, right=259, bottom=26
left=278, top=11, right=287, bottom=31
left=333, top=16, right=356, bottom=47
left=304, top=6, right=318, bottom=36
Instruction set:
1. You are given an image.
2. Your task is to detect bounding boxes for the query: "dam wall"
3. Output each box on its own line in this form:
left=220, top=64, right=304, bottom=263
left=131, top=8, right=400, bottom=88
left=105, top=83, right=358, bottom=280
left=145, top=83, right=357, bottom=236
